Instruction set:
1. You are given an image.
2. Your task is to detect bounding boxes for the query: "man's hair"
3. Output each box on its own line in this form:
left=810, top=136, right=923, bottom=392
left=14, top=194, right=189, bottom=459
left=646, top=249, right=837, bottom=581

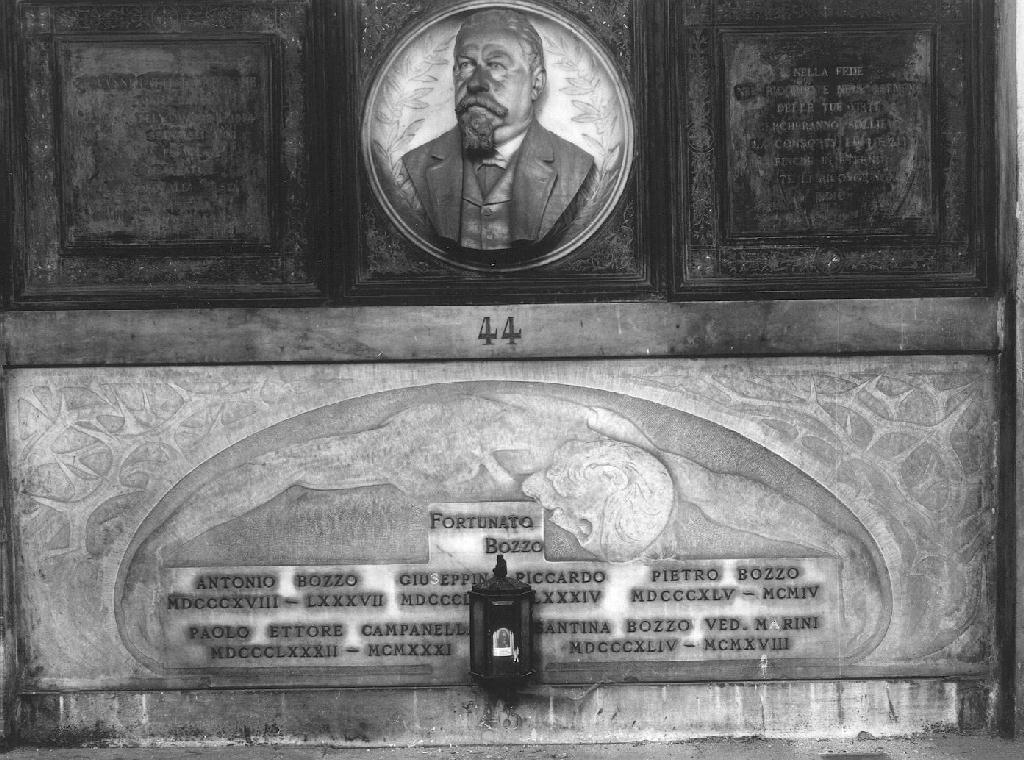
left=528, top=440, right=675, bottom=562
left=455, top=9, right=546, bottom=73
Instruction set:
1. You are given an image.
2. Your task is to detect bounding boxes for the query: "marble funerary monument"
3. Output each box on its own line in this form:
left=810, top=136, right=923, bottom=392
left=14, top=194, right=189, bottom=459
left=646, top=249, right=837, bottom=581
left=0, top=0, right=1019, bottom=749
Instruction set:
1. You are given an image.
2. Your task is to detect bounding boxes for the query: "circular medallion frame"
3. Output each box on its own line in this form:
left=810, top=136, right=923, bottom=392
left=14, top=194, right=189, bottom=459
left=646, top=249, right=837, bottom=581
left=361, top=0, right=635, bottom=272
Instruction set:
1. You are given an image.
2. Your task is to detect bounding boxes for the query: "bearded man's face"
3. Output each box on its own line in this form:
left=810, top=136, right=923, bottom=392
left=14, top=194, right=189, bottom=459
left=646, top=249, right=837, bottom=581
left=453, top=25, right=544, bottom=154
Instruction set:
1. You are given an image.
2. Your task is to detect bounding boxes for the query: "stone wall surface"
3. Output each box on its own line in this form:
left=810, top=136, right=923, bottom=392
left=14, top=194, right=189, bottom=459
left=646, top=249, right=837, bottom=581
left=12, top=680, right=988, bottom=745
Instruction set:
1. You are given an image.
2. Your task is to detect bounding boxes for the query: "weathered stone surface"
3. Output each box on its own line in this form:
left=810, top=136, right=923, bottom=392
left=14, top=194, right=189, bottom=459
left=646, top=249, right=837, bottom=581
left=6, top=358, right=995, bottom=691
left=14, top=680, right=988, bottom=746
left=6, top=734, right=1024, bottom=758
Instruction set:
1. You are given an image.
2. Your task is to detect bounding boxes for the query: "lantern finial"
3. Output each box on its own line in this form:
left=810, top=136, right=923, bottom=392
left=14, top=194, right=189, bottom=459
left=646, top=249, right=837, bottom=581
left=493, top=555, right=507, bottom=579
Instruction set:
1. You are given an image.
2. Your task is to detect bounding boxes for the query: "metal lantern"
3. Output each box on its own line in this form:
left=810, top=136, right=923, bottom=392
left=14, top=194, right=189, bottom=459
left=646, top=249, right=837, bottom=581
left=469, top=555, right=534, bottom=683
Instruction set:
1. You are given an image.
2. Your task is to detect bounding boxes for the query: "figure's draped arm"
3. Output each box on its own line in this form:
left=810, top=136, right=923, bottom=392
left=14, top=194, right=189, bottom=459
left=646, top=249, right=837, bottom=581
left=668, top=454, right=891, bottom=661
left=147, top=436, right=389, bottom=557
left=119, top=434, right=391, bottom=635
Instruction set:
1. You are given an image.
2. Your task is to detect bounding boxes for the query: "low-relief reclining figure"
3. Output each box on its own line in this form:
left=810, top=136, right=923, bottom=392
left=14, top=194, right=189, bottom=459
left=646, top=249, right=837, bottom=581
left=117, top=383, right=892, bottom=672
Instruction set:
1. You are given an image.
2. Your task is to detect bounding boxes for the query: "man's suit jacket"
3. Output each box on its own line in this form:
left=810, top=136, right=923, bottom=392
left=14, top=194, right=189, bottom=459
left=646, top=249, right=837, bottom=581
left=402, top=121, right=594, bottom=247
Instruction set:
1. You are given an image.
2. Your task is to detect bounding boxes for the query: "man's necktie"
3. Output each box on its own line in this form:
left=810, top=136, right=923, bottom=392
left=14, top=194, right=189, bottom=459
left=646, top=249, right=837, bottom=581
left=476, top=160, right=507, bottom=197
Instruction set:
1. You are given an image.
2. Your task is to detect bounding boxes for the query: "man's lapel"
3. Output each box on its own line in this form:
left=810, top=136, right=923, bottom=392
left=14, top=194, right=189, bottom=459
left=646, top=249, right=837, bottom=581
left=510, top=123, right=557, bottom=242
left=422, top=129, right=464, bottom=242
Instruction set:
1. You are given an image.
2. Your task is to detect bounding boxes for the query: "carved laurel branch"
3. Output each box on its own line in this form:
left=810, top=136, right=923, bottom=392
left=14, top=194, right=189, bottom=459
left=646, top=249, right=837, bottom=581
left=544, top=32, right=625, bottom=233
left=371, top=32, right=454, bottom=213
left=546, top=32, right=621, bottom=176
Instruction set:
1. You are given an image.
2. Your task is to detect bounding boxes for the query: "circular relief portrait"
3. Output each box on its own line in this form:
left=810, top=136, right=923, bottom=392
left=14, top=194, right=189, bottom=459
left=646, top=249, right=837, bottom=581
left=362, top=1, right=635, bottom=271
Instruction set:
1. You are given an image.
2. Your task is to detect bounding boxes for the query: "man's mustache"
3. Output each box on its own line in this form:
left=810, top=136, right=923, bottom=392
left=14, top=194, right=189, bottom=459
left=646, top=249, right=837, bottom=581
left=455, top=93, right=508, bottom=119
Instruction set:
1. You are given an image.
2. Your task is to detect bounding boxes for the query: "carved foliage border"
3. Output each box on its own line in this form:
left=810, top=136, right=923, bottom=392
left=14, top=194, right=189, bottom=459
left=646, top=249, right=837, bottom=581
left=624, top=360, right=995, bottom=666
left=683, top=28, right=717, bottom=281
left=17, top=2, right=312, bottom=292
left=679, top=7, right=981, bottom=288
left=713, top=0, right=938, bottom=23
left=22, top=26, right=57, bottom=287
left=355, top=0, right=643, bottom=288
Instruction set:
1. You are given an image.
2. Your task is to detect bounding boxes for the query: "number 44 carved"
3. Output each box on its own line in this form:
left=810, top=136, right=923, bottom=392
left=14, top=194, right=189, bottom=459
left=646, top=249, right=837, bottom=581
left=478, top=317, right=522, bottom=346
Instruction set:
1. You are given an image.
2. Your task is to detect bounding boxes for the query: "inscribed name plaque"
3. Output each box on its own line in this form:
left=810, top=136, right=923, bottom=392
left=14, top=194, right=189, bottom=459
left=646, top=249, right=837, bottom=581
left=154, top=501, right=840, bottom=675
left=724, top=30, right=933, bottom=237
left=59, top=39, right=273, bottom=247
left=8, top=360, right=995, bottom=689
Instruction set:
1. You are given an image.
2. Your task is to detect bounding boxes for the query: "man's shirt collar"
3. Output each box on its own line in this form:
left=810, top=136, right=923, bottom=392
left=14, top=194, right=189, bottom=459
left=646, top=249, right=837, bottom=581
left=478, top=131, right=528, bottom=169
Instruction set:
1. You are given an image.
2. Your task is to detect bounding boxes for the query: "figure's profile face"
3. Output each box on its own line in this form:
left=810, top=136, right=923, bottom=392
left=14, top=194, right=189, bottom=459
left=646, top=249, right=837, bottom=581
left=454, top=23, right=545, bottom=152
left=524, top=466, right=605, bottom=551
left=521, top=440, right=675, bottom=562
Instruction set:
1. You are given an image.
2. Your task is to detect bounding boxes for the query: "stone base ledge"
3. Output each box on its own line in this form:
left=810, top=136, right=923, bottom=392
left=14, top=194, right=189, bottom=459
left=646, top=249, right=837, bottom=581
left=16, top=679, right=989, bottom=747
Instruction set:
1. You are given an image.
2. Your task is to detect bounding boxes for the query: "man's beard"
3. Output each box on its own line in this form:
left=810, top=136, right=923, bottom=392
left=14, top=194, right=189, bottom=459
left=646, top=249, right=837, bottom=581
left=455, top=94, right=509, bottom=156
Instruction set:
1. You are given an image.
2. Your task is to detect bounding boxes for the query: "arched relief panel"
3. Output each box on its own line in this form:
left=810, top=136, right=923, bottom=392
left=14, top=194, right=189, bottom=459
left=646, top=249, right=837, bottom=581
left=5, top=358, right=994, bottom=689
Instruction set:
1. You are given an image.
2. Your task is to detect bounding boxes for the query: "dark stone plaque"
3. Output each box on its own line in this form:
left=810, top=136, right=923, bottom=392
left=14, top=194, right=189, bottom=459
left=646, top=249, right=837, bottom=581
left=59, top=39, right=273, bottom=248
left=677, top=1, right=990, bottom=294
left=723, top=31, right=933, bottom=238
left=15, top=2, right=319, bottom=302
